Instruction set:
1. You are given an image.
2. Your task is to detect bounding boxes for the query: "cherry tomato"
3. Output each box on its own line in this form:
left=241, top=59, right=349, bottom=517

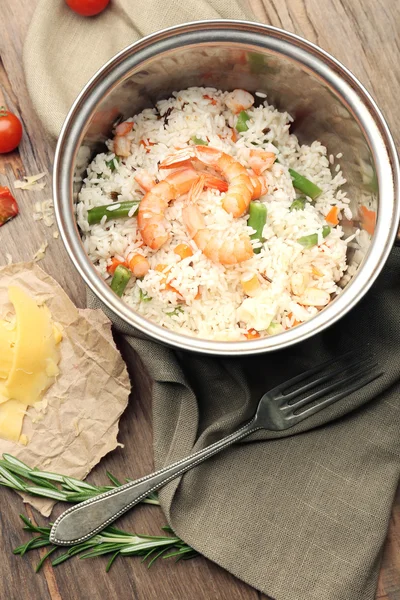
left=65, top=0, right=110, bottom=16
left=0, top=187, right=19, bottom=226
left=0, top=107, right=23, bottom=154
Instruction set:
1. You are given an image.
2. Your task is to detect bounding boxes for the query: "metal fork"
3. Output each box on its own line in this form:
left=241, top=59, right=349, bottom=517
left=50, top=353, right=382, bottom=546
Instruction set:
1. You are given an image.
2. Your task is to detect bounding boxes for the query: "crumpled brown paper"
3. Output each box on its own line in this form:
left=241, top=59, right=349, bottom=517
left=0, top=262, right=130, bottom=516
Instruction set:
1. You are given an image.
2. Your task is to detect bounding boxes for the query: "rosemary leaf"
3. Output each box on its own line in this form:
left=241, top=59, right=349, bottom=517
left=28, top=474, right=61, bottom=491
left=0, top=465, right=26, bottom=491
left=141, top=547, right=156, bottom=563
left=13, top=536, right=51, bottom=556
left=0, top=459, right=32, bottom=479
left=25, top=470, right=65, bottom=483
left=20, top=537, right=45, bottom=557
left=141, top=497, right=160, bottom=506
left=62, top=477, right=97, bottom=493
left=147, top=547, right=169, bottom=568
left=162, top=526, right=174, bottom=533
left=80, top=543, right=127, bottom=559
left=66, top=541, right=99, bottom=557
left=26, top=538, right=52, bottom=551
left=19, top=514, right=36, bottom=530
left=3, top=454, right=33, bottom=473
left=65, top=476, right=99, bottom=492
left=24, top=486, right=71, bottom=502
left=106, top=471, right=122, bottom=487
left=106, top=551, right=120, bottom=572
left=36, top=547, right=58, bottom=573
left=0, top=478, right=19, bottom=490
left=66, top=491, right=103, bottom=503
left=13, top=539, right=35, bottom=556
left=164, top=546, right=196, bottom=559
left=120, top=538, right=179, bottom=555
left=19, top=514, right=50, bottom=535
left=51, top=553, right=75, bottom=567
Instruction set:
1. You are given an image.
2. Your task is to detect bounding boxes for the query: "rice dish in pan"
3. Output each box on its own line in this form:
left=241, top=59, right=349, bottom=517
left=76, top=87, right=362, bottom=341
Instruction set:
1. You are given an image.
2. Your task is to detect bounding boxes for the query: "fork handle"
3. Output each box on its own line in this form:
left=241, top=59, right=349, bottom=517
left=50, top=419, right=258, bottom=545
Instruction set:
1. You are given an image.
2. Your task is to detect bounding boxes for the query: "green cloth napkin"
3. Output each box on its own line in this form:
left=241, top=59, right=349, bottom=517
left=24, top=2, right=400, bottom=599
left=88, top=252, right=400, bottom=600
left=24, top=0, right=253, bottom=140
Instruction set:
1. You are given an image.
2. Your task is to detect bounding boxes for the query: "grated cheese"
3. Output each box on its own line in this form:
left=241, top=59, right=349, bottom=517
left=14, top=172, right=47, bottom=191
left=32, top=199, right=54, bottom=227
left=43, top=215, right=54, bottom=227
left=32, top=241, right=48, bottom=262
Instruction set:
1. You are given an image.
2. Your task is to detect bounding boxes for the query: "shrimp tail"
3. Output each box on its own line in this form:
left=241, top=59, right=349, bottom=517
left=188, top=174, right=207, bottom=203
left=138, top=168, right=200, bottom=251
left=159, top=149, right=194, bottom=169
left=203, top=173, right=229, bottom=192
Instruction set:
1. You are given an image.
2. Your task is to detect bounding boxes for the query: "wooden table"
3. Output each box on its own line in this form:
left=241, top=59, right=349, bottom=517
left=1, top=1, right=399, bottom=598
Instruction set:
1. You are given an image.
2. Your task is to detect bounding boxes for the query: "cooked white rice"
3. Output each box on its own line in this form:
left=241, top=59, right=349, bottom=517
left=76, top=87, right=358, bottom=341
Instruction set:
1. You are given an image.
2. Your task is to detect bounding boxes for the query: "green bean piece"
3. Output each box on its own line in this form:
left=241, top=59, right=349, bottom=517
left=110, top=265, right=131, bottom=297
left=289, top=196, right=307, bottom=211
left=191, top=136, right=208, bottom=146
left=105, top=156, right=120, bottom=172
left=298, top=233, right=318, bottom=248
left=236, top=111, right=251, bottom=133
left=267, top=322, right=285, bottom=335
left=248, top=201, right=267, bottom=254
left=87, top=201, right=139, bottom=225
left=139, top=288, right=152, bottom=302
left=322, top=225, right=331, bottom=238
left=289, top=168, right=322, bottom=200
left=166, top=306, right=184, bottom=317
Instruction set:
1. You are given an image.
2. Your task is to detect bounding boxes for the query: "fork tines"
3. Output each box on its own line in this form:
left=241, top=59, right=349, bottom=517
left=280, top=353, right=383, bottom=418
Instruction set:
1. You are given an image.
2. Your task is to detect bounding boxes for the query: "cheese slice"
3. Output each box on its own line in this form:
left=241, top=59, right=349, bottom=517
left=0, top=320, right=16, bottom=379
left=0, top=399, right=27, bottom=442
left=3, top=286, right=61, bottom=406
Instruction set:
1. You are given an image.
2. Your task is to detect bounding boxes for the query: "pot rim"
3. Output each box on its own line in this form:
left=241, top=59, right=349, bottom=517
left=53, top=20, right=400, bottom=355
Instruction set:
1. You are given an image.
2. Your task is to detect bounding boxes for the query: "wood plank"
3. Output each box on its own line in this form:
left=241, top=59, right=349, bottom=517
left=1, top=1, right=399, bottom=599
left=0, top=0, right=85, bottom=308
left=248, top=0, right=400, bottom=148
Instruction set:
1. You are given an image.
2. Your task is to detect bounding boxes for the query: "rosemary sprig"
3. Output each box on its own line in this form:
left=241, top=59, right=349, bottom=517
left=0, top=454, right=159, bottom=505
left=0, top=454, right=197, bottom=571
left=13, top=517, right=197, bottom=572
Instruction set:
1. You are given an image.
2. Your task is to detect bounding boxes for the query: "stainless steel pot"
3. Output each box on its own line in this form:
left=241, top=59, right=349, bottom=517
left=54, top=20, right=400, bottom=355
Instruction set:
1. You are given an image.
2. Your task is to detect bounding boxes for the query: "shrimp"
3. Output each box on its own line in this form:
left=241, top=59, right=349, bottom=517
left=114, top=137, right=130, bottom=157
left=137, top=167, right=200, bottom=250
left=128, top=254, right=150, bottom=278
left=206, top=168, right=266, bottom=198
left=225, top=89, right=254, bottom=114
left=248, top=173, right=268, bottom=199
left=182, top=176, right=254, bottom=265
left=248, top=149, right=276, bottom=175
left=160, top=146, right=255, bottom=218
left=115, top=122, right=133, bottom=136
left=134, top=171, right=157, bottom=193
left=113, top=121, right=133, bottom=157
